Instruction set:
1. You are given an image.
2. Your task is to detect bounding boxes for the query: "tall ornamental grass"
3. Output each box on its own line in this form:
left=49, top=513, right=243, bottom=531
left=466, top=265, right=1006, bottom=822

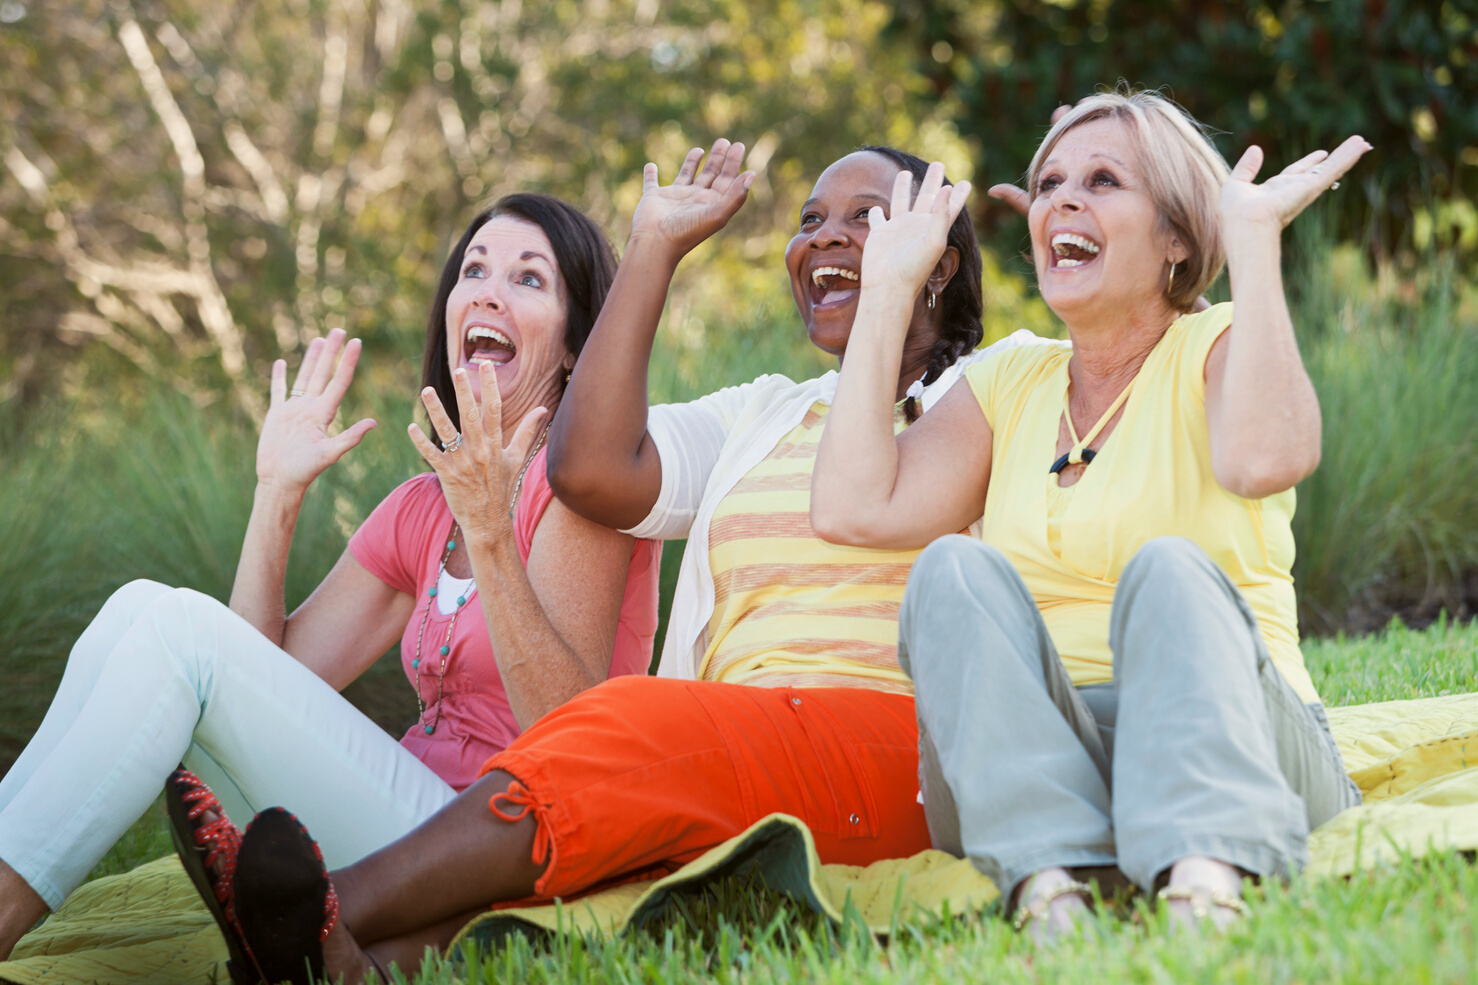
left=1289, top=235, right=1478, bottom=633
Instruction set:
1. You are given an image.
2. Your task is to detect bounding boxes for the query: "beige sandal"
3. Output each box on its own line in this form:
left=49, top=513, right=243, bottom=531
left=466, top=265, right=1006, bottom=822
left=1012, top=879, right=1095, bottom=932
left=1156, top=885, right=1251, bottom=920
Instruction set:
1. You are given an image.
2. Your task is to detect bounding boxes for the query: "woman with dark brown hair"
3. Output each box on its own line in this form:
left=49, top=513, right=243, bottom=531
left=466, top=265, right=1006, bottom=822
left=0, top=194, right=660, bottom=962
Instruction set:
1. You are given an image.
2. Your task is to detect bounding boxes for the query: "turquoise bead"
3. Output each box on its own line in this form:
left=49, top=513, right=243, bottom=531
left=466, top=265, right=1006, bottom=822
left=439, top=645, right=450, bottom=656
left=424, top=724, right=434, bottom=734
left=456, top=596, right=467, bottom=606
left=411, top=658, right=420, bottom=668
left=446, top=540, right=456, bottom=550
left=428, top=587, right=438, bottom=597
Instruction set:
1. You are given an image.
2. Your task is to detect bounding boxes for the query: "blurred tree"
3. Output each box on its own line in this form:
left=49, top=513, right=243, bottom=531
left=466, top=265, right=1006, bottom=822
left=888, top=0, right=1478, bottom=262
left=0, top=0, right=976, bottom=417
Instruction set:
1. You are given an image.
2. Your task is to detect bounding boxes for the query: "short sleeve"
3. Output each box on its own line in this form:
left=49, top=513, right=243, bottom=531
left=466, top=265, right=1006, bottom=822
left=348, top=473, right=445, bottom=596
left=963, top=350, right=1011, bottom=432
left=1175, top=302, right=1235, bottom=403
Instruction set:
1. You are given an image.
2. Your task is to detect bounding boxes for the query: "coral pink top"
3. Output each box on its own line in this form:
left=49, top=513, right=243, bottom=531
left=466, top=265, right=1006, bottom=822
left=349, top=446, right=661, bottom=790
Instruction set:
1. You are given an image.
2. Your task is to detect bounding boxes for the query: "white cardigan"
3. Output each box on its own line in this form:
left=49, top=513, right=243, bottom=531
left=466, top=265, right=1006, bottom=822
left=624, top=330, right=1051, bottom=680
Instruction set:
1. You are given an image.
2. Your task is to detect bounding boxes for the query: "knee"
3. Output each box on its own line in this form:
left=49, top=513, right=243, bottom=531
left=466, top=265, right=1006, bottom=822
left=1120, top=537, right=1214, bottom=589
left=904, top=537, right=1013, bottom=614
left=106, top=578, right=174, bottom=616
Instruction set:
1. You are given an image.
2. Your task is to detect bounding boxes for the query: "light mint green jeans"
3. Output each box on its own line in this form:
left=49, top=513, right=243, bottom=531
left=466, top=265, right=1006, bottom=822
left=899, top=536, right=1360, bottom=897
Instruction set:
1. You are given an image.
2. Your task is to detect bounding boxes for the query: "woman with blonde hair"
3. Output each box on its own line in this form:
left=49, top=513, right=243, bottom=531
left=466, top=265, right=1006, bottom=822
left=811, top=89, right=1369, bottom=939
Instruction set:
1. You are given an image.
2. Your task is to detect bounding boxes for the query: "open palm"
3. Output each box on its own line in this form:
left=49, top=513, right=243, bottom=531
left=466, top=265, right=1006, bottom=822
left=256, top=330, right=376, bottom=491
left=1221, top=135, right=1371, bottom=231
left=631, top=138, right=755, bottom=259
left=860, top=161, right=971, bottom=298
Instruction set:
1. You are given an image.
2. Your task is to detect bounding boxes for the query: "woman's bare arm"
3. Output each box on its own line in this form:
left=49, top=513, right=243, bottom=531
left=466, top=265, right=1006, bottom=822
left=811, top=165, right=992, bottom=549
left=278, top=550, right=415, bottom=689
left=231, top=329, right=384, bottom=667
left=547, top=139, right=753, bottom=530
left=1207, top=136, right=1370, bottom=498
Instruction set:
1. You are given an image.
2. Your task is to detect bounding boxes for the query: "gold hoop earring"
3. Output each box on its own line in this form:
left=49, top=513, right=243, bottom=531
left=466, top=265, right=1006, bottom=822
left=927, top=291, right=936, bottom=310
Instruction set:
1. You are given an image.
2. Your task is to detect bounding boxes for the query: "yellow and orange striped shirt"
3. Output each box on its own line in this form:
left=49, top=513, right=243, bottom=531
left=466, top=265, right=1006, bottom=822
left=700, top=401, right=920, bottom=692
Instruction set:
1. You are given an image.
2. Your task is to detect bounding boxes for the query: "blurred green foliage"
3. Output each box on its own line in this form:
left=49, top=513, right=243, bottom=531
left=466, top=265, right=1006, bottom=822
left=0, top=0, right=995, bottom=420
left=889, top=0, right=1478, bottom=262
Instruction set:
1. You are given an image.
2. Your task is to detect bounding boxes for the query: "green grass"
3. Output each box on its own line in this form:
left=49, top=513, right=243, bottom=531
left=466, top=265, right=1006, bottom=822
left=74, top=618, right=1478, bottom=984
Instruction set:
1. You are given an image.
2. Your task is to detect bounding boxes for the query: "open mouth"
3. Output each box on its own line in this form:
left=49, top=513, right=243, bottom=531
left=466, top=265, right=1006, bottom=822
left=464, top=326, right=516, bottom=366
left=808, top=264, right=861, bottom=309
left=1050, top=232, right=1101, bottom=269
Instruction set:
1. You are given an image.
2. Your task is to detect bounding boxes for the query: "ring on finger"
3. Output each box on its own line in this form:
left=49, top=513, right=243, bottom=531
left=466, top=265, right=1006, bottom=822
left=289, top=388, right=306, bottom=397
left=445, top=432, right=463, bottom=453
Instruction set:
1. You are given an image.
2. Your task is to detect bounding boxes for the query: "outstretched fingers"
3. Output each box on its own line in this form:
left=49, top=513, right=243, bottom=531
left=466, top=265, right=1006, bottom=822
left=419, top=386, right=460, bottom=449
left=323, top=338, right=363, bottom=406
left=693, top=139, right=732, bottom=189
left=269, top=359, right=287, bottom=406
left=330, top=418, right=377, bottom=457
left=987, top=183, right=1031, bottom=218
left=674, top=147, right=705, bottom=186
left=942, top=179, right=973, bottom=224
left=290, top=337, right=324, bottom=394
left=915, top=161, right=947, bottom=211
left=1281, top=149, right=1330, bottom=176
left=475, top=364, right=504, bottom=442
left=889, top=169, right=913, bottom=220
left=1229, top=145, right=1265, bottom=184
left=307, top=329, right=346, bottom=396
left=1318, top=135, right=1373, bottom=185
left=506, top=406, right=549, bottom=464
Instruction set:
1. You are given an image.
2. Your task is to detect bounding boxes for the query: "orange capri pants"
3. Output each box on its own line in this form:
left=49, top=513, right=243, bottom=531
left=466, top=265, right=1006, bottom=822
left=480, top=676, right=931, bottom=900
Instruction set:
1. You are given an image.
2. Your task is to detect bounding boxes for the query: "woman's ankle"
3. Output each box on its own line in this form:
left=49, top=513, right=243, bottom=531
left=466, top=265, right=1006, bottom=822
left=1168, top=855, right=1243, bottom=896
left=0, top=860, right=49, bottom=959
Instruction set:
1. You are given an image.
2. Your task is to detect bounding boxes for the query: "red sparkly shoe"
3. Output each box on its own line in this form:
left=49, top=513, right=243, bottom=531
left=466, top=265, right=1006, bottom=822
left=165, top=768, right=262, bottom=985
left=232, top=807, right=342, bottom=985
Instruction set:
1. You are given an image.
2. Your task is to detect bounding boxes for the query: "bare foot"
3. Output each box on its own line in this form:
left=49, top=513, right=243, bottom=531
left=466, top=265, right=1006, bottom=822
left=1161, top=855, right=1247, bottom=932
left=1013, top=867, right=1093, bottom=946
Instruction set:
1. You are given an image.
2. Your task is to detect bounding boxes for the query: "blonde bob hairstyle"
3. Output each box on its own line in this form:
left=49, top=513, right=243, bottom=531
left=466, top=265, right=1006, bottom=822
left=1026, top=87, right=1231, bottom=313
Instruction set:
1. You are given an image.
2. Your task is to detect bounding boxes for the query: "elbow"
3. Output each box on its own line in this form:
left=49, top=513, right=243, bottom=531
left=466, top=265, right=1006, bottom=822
left=809, top=499, right=869, bottom=547
left=545, top=439, right=605, bottom=519
left=1214, top=445, right=1320, bottom=500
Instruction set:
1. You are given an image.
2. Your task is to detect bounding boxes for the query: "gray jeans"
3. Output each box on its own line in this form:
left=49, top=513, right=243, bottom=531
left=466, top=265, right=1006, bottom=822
left=898, top=536, right=1360, bottom=896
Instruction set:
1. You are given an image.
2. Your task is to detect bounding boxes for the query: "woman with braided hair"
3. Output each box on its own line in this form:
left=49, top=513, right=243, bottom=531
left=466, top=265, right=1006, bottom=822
left=165, top=139, right=1050, bottom=985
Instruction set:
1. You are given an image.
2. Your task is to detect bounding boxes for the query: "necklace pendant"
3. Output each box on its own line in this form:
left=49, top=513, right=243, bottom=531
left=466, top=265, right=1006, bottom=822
left=424, top=724, right=435, bottom=734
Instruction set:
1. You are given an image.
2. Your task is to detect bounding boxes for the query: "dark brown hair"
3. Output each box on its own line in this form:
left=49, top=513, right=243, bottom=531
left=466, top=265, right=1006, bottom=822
left=420, top=193, right=618, bottom=434
left=857, top=145, right=985, bottom=422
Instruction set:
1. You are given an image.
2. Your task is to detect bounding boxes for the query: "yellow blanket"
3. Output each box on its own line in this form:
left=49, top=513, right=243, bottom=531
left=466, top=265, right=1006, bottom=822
left=4, top=693, right=1476, bottom=985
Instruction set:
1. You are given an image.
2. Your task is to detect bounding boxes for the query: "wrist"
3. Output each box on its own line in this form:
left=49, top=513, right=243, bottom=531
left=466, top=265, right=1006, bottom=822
left=253, top=479, right=307, bottom=509
left=856, top=283, right=917, bottom=324
left=623, top=232, right=684, bottom=271
left=1220, top=214, right=1282, bottom=251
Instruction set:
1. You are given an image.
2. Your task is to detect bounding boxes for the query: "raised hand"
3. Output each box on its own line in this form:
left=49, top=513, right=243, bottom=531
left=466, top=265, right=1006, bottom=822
left=1221, top=136, right=1371, bottom=232
left=629, top=138, right=756, bottom=262
left=256, top=329, right=376, bottom=492
left=860, top=162, right=972, bottom=301
left=408, top=366, right=548, bottom=543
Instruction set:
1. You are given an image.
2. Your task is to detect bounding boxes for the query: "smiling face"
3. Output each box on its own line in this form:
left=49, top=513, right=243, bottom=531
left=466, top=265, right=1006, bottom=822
left=1028, top=117, right=1185, bottom=328
left=443, top=216, right=571, bottom=409
left=784, top=151, right=904, bottom=357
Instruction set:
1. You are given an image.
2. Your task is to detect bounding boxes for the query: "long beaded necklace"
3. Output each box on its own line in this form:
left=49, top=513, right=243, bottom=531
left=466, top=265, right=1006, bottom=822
left=410, top=423, right=550, bottom=735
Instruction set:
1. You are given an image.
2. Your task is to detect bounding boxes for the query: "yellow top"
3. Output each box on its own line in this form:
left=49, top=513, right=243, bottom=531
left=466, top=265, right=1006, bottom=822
left=965, top=303, right=1320, bottom=703
left=700, top=401, right=918, bottom=692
